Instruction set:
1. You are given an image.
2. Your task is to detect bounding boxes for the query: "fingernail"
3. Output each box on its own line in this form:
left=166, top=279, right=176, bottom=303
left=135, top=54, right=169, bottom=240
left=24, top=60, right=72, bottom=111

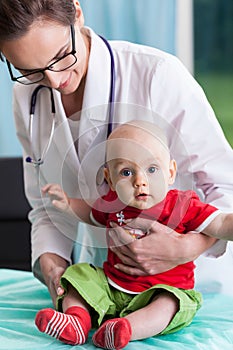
left=57, top=287, right=63, bottom=295
left=110, top=222, right=117, bottom=228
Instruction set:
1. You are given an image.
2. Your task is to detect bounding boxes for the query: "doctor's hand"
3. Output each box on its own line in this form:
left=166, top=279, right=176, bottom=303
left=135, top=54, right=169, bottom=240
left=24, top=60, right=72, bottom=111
left=108, top=219, right=217, bottom=276
left=39, top=253, right=69, bottom=306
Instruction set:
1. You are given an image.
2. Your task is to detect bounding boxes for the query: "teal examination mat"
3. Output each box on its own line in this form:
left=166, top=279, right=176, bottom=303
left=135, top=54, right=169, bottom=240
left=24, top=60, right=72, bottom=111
left=0, top=268, right=233, bottom=350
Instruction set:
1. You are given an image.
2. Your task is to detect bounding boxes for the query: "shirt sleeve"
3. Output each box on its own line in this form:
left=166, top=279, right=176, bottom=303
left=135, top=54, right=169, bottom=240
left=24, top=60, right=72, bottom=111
left=91, top=188, right=123, bottom=227
left=91, top=191, right=114, bottom=227
left=90, top=201, right=108, bottom=227
left=181, top=191, right=220, bottom=232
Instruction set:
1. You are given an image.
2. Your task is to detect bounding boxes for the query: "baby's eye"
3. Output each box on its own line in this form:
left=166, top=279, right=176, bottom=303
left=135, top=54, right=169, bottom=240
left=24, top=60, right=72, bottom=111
left=120, top=169, right=133, bottom=177
left=148, top=166, right=159, bottom=174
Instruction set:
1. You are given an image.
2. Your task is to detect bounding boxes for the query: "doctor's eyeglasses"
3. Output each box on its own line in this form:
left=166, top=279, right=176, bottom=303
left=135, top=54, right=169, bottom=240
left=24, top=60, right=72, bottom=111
left=6, top=25, right=77, bottom=85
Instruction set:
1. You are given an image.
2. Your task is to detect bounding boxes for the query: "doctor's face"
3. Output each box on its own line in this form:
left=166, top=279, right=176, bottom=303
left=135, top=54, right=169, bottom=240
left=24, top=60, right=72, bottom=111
left=1, top=20, right=89, bottom=94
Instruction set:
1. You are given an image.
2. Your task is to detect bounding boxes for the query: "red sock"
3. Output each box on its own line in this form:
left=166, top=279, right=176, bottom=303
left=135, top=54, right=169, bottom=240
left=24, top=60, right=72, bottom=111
left=92, top=318, right=132, bottom=350
left=35, top=306, right=91, bottom=345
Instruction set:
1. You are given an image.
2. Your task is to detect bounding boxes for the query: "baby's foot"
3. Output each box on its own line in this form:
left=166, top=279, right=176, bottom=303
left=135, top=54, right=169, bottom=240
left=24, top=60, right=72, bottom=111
left=35, top=306, right=91, bottom=345
left=92, top=318, right=132, bottom=349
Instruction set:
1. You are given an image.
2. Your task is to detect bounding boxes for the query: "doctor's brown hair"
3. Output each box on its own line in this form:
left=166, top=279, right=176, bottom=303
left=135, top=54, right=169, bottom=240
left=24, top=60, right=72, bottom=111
left=0, top=0, right=76, bottom=58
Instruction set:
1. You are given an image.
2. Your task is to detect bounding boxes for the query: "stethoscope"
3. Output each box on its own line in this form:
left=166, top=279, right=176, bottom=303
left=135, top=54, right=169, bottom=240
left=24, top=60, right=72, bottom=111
left=26, top=35, right=116, bottom=167
left=26, top=85, right=56, bottom=166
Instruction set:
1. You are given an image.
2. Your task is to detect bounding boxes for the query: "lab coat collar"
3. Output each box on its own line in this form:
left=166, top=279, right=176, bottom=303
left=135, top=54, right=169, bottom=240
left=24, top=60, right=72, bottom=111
left=77, top=27, right=112, bottom=161
left=81, top=27, right=112, bottom=118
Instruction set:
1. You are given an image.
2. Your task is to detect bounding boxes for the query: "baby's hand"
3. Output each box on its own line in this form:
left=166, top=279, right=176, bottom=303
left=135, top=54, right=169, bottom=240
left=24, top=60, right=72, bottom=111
left=42, top=184, right=70, bottom=212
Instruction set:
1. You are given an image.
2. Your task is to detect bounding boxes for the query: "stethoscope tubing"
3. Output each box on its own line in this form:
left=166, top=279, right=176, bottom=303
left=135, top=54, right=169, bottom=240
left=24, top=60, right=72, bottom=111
left=26, top=85, right=56, bottom=166
left=98, top=35, right=115, bottom=137
left=30, top=85, right=56, bottom=115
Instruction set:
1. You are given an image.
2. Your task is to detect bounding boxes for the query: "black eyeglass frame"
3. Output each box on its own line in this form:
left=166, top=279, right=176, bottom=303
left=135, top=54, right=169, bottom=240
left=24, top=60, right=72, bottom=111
left=6, top=24, right=77, bottom=85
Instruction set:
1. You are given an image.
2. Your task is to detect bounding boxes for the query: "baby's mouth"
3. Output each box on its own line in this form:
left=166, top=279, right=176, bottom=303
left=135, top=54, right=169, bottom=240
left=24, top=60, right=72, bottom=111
left=135, top=193, right=149, bottom=200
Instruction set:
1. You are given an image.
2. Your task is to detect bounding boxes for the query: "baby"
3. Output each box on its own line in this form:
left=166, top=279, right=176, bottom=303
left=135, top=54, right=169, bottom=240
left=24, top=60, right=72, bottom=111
left=35, top=120, right=232, bottom=349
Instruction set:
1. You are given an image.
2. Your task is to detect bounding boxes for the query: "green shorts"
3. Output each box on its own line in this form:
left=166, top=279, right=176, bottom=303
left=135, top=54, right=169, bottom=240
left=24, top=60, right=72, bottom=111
left=58, top=263, right=202, bottom=335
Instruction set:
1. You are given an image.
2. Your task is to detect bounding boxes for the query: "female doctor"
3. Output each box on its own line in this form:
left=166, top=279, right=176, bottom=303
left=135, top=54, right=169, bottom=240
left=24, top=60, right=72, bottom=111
left=0, top=0, right=233, bottom=305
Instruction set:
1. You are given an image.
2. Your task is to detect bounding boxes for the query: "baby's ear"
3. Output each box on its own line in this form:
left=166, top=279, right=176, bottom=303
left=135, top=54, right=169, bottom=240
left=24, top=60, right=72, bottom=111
left=104, top=166, right=115, bottom=190
left=168, top=159, right=177, bottom=185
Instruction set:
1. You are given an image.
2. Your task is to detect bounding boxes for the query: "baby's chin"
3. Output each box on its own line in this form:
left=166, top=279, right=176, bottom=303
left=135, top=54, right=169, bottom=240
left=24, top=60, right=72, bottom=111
left=124, top=200, right=154, bottom=210
left=125, top=197, right=164, bottom=210
left=134, top=203, right=154, bottom=210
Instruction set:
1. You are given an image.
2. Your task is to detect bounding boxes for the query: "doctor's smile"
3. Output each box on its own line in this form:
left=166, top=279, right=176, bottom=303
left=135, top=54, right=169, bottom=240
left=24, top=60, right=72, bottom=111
left=58, top=73, right=72, bottom=90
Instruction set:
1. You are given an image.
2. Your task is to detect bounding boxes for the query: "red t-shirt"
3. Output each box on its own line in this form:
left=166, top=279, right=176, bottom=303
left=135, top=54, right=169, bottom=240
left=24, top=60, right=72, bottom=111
left=91, top=189, right=218, bottom=292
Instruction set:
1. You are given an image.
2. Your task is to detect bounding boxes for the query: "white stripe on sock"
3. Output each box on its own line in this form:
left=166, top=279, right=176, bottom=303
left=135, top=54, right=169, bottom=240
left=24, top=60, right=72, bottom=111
left=44, top=311, right=86, bottom=345
left=70, top=314, right=85, bottom=344
left=105, top=321, right=117, bottom=349
left=49, top=313, right=66, bottom=338
left=44, top=312, right=60, bottom=336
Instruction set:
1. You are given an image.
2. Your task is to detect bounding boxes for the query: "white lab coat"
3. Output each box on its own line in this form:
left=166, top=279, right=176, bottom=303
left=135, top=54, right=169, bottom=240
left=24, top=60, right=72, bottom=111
left=13, top=27, right=233, bottom=289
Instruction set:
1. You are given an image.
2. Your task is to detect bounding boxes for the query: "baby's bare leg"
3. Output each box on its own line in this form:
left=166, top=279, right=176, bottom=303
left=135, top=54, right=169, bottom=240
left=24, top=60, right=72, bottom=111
left=126, top=291, right=179, bottom=340
left=92, top=291, right=179, bottom=349
left=62, top=284, right=91, bottom=312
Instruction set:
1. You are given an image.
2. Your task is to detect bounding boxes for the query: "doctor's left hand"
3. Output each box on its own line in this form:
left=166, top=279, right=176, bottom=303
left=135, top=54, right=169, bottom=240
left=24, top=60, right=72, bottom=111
left=39, top=252, right=68, bottom=306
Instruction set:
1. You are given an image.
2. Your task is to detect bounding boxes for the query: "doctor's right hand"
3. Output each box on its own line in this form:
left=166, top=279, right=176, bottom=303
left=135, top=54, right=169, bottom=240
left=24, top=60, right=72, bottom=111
left=39, top=253, right=69, bottom=306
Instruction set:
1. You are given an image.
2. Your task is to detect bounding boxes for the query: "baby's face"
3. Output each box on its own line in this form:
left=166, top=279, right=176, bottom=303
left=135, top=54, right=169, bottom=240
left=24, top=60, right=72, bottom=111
left=105, top=125, right=176, bottom=210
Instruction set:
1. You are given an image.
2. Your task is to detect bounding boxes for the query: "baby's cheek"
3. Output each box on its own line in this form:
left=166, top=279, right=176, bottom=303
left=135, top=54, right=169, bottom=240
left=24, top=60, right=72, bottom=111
left=149, top=174, right=168, bottom=198
left=115, top=180, right=132, bottom=205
